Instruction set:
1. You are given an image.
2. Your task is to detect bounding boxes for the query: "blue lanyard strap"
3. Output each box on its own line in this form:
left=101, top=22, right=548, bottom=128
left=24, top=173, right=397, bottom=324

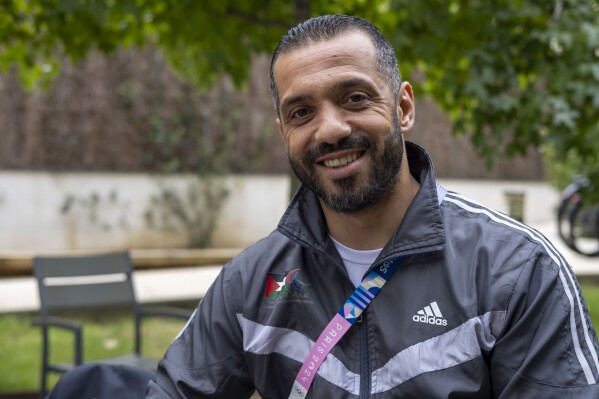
left=339, top=257, right=401, bottom=322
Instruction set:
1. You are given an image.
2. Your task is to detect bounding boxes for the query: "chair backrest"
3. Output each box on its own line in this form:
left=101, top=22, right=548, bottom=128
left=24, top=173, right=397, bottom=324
left=34, top=252, right=138, bottom=316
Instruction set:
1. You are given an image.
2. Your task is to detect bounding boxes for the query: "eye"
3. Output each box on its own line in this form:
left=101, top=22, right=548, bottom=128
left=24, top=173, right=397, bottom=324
left=346, top=93, right=368, bottom=104
left=291, top=108, right=311, bottom=119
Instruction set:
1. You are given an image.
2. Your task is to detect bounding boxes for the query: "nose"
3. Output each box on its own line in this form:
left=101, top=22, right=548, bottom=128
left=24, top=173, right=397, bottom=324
left=314, top=104, right=351, bottom=144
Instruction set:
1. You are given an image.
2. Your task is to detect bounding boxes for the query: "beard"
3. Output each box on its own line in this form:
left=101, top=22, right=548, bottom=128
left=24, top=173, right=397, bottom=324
left=289, top=116, right=404, bottom=214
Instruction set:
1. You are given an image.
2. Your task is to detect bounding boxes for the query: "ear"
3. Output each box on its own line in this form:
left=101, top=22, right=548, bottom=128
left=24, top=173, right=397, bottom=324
left=396, top=82, right=415, bottom=132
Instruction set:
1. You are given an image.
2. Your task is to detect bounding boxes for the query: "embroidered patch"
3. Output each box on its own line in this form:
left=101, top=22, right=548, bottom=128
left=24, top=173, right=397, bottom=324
left=263, top=268, right=313, bottom=304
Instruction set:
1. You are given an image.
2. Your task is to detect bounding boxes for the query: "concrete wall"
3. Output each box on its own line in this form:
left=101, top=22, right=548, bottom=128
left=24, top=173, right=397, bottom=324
left=0, top=172, right=289, bottom=251
left=0, top=172, right=559, bottom=252
left=438, top=179, right=559, bottom=224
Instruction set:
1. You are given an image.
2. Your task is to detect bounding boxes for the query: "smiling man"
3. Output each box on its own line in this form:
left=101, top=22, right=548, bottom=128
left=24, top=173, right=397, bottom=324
left=273, top=28, right=418, bottom=251
left=147, top=15, right=599, bottom=398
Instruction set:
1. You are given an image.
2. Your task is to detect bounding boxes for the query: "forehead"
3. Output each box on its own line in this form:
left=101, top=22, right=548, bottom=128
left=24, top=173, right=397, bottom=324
left=274, top=31, right=381, bottom=103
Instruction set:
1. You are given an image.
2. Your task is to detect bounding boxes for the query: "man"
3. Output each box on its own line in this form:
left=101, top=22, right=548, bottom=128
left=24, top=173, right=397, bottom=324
left=147, top=15, right=599, bottom=398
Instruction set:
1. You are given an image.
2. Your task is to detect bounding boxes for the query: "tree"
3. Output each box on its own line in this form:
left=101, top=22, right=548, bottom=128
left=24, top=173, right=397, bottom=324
left=2, top=0, right=598, bottom=201
left=384, top=1, right=599, bottom=202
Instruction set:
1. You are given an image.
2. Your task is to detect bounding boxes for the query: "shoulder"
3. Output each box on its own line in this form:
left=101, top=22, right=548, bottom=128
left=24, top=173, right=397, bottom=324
left=440, top=191, right=565, bottom=303
left=441, top=191, right=550, bottom=255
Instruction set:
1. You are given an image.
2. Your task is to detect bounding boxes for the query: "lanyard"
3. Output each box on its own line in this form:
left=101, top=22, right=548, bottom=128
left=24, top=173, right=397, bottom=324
left=289, top=257, right=404, bottom=398
left=288, top=183, right=446, bottom=399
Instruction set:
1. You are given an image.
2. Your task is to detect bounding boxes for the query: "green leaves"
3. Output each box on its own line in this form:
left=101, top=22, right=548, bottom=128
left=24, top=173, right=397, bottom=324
left=2, top=0, right=598, bottom=201
left=380, top=0, right=599, bottom=202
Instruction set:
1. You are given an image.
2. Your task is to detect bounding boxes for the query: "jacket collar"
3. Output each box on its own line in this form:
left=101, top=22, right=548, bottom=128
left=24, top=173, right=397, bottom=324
left=277, top=142, right=446, bottom=261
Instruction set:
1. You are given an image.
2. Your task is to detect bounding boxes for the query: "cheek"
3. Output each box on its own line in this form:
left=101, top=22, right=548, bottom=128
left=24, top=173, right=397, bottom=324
left=348, top=111, right=393, bottom=132
left=285, top=131, right=311, bottom=157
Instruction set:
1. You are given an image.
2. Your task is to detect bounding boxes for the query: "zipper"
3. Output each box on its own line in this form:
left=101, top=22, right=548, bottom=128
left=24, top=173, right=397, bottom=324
left=354, top=246, right=443, bottom=398
left=359, top=312, right=370, bottom=399
left=374, top=244, right=444, bottom=268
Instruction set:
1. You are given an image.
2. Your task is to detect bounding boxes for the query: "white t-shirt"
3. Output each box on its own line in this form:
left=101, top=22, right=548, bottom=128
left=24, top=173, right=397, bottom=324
left=330, top=236, right=383, bottom=287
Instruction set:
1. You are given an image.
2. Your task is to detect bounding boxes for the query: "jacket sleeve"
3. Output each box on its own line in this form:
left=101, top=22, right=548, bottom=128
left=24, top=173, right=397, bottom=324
left=146, top=262, right=255, bottom=399
left=490, top=245, right=599, bottom=398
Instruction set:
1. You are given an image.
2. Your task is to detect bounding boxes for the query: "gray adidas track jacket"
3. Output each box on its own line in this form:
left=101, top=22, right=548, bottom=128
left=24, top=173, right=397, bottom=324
left=146, top=143, right=599, bottom=398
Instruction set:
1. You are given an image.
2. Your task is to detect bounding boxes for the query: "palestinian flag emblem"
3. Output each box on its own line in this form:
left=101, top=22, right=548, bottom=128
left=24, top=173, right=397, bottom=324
left=263, top=268, right=310, bottom=300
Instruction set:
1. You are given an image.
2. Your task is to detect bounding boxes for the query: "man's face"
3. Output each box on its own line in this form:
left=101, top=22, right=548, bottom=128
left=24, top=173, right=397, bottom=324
left=274, top=31, right=405, bottom=213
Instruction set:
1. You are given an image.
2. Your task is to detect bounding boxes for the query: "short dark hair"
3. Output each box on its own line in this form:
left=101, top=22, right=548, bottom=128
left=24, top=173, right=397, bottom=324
left=269, top=15, right=402, bottom=117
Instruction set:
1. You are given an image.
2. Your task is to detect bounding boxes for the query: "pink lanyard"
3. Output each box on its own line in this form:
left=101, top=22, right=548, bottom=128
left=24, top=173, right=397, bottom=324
left=288, top=183, right=446, bottom=399
left=289, top=257, right=403, bottom=398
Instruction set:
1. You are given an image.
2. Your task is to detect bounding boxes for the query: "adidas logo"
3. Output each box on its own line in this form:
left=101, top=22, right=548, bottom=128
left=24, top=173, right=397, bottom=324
left=412, top=301, right=448, bottom=326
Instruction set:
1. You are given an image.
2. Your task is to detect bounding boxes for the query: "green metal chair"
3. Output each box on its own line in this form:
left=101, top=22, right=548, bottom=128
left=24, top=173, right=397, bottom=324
left=32, top=252, right=191, bottom=398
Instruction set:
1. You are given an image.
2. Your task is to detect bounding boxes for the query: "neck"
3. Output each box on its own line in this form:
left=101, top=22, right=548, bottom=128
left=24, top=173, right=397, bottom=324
left=323, top=165, right=420, bottom=250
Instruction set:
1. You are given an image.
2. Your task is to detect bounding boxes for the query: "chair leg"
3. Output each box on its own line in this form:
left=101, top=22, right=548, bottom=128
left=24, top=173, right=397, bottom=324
left=39, top=367, right=47, bottom=399
left=40, top=329, right=49, bottom=399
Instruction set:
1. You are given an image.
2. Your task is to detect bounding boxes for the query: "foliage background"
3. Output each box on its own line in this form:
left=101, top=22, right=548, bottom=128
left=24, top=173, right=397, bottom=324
left=1, top=0, right=598, bottom=199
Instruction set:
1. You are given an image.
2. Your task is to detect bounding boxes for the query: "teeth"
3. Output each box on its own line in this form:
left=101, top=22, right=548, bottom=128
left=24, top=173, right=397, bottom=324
left=323, top=153, right=360, bottom=168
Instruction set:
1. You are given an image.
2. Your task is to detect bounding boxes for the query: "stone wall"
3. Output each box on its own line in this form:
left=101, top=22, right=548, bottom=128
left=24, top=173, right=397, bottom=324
left=408, top=98, right=545, bottom=180
left=0, top=46, right=544, bottom=180
left=0, top=48, right=288, bottom=174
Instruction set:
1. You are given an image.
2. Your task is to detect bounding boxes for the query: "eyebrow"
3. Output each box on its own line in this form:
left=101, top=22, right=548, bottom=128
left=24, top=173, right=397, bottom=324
left=281, top=94, right=311, bottom=113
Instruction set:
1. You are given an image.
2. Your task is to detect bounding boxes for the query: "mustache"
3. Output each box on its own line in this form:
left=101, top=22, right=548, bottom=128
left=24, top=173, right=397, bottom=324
left=304, top=135, right=375, bottom=164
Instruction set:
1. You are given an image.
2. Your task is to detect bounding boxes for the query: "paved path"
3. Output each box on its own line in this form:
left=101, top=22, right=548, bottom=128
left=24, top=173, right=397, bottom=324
left=0, top=218, right=597, bottom=314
